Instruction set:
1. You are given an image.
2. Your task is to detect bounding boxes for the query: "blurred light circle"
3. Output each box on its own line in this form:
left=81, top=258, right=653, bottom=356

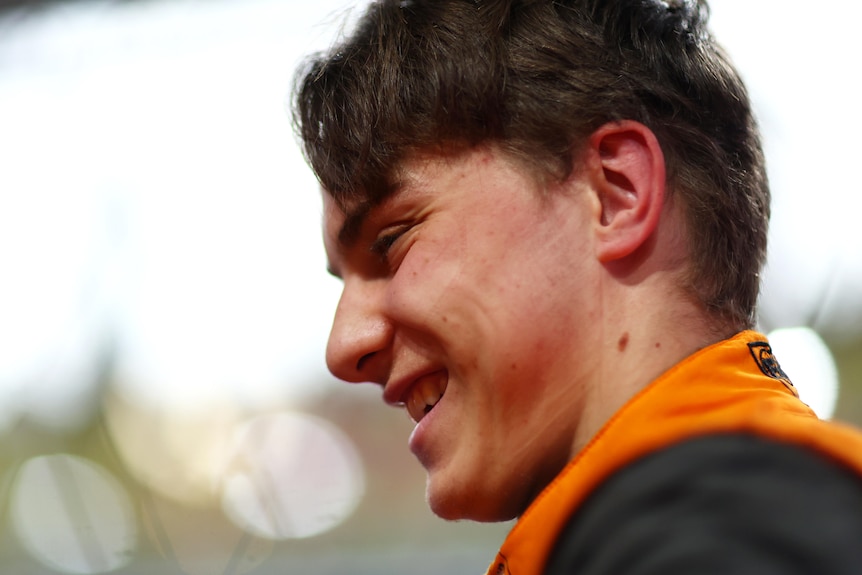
left=102, top=389, right=238, bottom=507
left=9, top=454, right=137, bottom=574
left=221, top=411, right=365, bottom=540
left=767, top=327, right=839, bottom=419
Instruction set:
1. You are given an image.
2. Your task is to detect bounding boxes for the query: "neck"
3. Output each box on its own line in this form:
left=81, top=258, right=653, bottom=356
left=570, top=274, right=735, bottom=457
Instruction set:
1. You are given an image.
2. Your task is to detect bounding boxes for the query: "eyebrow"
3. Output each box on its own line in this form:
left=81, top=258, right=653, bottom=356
left=334, top=172, right=410, bottom=248
left=330, top=172, right=412, bottom=267
left=336, top=202, right=373, bottom=248
left=325, top=200, right=374, bottom=279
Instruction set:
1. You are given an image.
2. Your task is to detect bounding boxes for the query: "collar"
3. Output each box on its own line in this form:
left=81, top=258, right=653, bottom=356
left=488, top=331, right=813, bottom=575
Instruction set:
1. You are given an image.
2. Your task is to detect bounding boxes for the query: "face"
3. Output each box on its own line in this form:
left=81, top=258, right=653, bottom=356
left=322, top=146, right=601, bottom=521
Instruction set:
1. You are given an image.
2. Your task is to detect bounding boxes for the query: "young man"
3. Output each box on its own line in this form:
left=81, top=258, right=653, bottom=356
left=293, top=1, right=862, bottom=573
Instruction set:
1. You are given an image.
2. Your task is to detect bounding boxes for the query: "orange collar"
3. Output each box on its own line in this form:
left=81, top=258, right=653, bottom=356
left=487, top=331, right=862, bottom=575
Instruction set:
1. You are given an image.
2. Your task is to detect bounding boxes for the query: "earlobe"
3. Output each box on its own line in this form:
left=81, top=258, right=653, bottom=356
left=586, top=121, right=666, bottom=263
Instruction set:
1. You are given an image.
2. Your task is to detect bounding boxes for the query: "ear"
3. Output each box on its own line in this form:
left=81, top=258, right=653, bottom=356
left=584, top=121, right=666, bottom=263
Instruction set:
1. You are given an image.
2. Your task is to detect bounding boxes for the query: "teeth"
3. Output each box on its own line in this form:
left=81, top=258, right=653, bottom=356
left=406, top=373, right=447, bottom=423
left=421, top=379, right=441, bottom=406
left=407, top=394, right=425, bottom=424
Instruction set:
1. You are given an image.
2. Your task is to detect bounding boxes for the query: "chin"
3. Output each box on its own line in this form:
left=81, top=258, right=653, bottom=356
left=426, top=478, right=521, bottom=523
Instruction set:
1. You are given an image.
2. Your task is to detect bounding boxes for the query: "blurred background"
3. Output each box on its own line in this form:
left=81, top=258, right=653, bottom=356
left=0, top=0, right=860, bottom=573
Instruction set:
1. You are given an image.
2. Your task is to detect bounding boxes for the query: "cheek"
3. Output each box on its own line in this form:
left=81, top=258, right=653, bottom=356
left=386, top=212, right=569, bottom=344
left=387, top=238, right=493, bottom=336
left=385, top=240, right=459, bottom=321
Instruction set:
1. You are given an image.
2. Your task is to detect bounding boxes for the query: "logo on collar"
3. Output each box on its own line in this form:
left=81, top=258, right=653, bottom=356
left=747, top=341, right=798, bottom=397
left=490, top=553, right=511, bottom=575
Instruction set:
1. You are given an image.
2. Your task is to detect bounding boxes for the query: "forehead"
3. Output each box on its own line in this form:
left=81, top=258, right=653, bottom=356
left=321, top=192, right=348, bottom=260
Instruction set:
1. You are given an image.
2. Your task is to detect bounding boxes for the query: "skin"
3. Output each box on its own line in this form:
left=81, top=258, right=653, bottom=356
left=322, top=122, right=726, bottom=522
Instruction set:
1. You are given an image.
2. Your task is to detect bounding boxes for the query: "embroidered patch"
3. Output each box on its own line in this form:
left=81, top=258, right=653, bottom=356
left=747, top=341, right=798, bottom=396
left=492, top=554, right=510, bottom=575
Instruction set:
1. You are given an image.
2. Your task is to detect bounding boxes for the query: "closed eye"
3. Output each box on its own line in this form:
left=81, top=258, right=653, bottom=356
left=370, top=224, right=411, bottom=262
left=371, top=230, right=404, bottom=260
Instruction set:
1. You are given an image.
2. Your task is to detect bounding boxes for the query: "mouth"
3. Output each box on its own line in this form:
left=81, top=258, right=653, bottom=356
left=405, top=371, right=448, bottom=423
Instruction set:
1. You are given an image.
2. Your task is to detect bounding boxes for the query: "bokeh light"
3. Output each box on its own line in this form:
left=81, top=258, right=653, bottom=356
left=221, top=411, right=365, bottom=540
left=9, top=454, right=137, bottom=574
left=102, top=389, right=240, bottom=507
left=767, top=327, right=839, bottom=420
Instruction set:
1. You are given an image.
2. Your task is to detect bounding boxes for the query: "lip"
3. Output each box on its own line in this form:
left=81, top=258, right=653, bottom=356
left=408, top=387, right=443, bottom=457
left=383, top=368, right=446, bottom=407
left=407, top=371, right=449, bottom=458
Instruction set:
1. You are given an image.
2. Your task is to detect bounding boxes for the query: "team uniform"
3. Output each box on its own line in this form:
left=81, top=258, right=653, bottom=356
left=486, top=331, right=862, bottom=575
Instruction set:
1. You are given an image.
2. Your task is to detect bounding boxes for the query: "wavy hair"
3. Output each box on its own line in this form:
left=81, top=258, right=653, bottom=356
left=293, top=0, right=769, bottom=329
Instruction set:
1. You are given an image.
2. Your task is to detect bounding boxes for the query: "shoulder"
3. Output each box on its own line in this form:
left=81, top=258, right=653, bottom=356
left=544, top=433, right=862, bottom=575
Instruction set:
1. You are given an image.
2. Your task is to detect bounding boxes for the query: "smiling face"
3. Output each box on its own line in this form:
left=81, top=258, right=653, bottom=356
left=323, top=146, right=603, bottom=521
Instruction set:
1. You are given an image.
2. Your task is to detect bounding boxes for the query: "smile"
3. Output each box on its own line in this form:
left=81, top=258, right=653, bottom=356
left=406, top=372, right=448, bottom=423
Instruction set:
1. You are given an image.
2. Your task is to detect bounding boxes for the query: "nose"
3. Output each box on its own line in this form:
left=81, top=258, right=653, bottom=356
left=325, top=278, right=393, bottom=384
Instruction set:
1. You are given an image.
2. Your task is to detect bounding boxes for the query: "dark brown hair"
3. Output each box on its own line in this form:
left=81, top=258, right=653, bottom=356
left=293, top=0, right=770, bottom=329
